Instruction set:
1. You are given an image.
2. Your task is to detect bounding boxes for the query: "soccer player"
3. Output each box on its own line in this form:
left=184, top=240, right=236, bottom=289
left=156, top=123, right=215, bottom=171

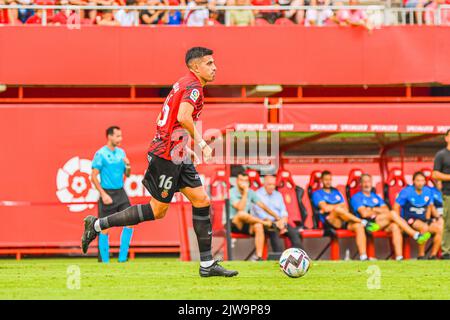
left=229, top=171, right=287, bottom=261
left=350, top=174, right=431, bottom=261
left=82, top=47, right=238, bottom=277
left=394, top=172, right=443, bottom=260
left=91, top=126, right=133, bottom=263
left=311, top=171, right=380, bottom=261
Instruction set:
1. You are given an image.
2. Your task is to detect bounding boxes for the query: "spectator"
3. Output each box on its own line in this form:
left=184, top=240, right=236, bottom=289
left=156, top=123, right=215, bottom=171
left=305, top=0, right=333, bottom=26
left=253, top=175, right=303, bottom=256
left=333, top=0, right=372, bottom=30
left=404, top=0, right=426, bottom=23
left=184, top=0, right=209, bottom=26
left=394, top=171, right=443, bottom=260
left=229, top=0, right=255, bottom=26
left=162, top=0, right=183, bottom=25
left=252, top=0, right=279, bottom=24
left=139, top=0, right=165, bottom=25
left=96, top=9, right=120, bottom=25
left=25, top=9, right=43, bottom=24
left=114, top=0, right=139, bottom=26
left=277, top=0, right=305, bottom=25
left=350, top=174, right=431, bottom=261
left=424, top=0, right=450, bottom=25
left=48, top=0, right=81, bottom=25
left=0, top=0, right=11, bottom=24
left=311, top=170, right=380, bottom=261
left=16, top=0, right=35, bottom=24
left=228, top=170, right=286, bottom=261
left=206, top=9, right=222, bottom=24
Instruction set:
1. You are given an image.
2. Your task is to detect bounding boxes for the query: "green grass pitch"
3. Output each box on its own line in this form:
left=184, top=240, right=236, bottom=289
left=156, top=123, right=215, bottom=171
left=0, top=258, right=449, bottom=300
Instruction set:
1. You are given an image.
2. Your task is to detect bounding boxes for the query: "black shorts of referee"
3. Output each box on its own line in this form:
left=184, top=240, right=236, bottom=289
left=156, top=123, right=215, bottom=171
left=98, top=188, right=131, bottom=219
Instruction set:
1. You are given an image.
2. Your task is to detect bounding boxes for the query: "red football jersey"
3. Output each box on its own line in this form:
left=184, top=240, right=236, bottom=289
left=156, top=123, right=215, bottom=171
left=148, top=71, right=204, bottom=160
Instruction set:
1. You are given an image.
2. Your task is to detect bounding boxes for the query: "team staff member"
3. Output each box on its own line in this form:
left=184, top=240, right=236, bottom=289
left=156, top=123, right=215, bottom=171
left=351, top=174, right=431, bottom=261
left=432, top=129, right=450, bottom=260
left=394, top=172, right=443, bottom=260
left=312, top=171, right=380, bottom=261
left=91, top=126, right=132, bottom=263
left=253, top=175, right=303, bottom=255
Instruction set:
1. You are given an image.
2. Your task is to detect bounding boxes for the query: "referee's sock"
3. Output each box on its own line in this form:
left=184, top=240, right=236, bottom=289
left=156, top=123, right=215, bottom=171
left=94, top=204, right=155, bottom=232
left=118, top=227, right=133, bottom=263
left=98, top=233, right=110, bottom=263
left=192, top=205, right=214, bottom=268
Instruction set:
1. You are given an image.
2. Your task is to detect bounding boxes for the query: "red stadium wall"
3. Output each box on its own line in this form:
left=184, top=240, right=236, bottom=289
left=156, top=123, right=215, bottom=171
left=1, top=26, right=450, bottom=86
left=0, top=103, right=266, bottom=248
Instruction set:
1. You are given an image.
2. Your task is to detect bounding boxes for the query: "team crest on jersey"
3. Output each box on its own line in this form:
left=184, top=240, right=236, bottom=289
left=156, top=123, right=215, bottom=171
left=190, top=89, right=200, bottom=102
left=373, top=198, right=379, bottom=205
left=161, top=189, right=169, bottom=198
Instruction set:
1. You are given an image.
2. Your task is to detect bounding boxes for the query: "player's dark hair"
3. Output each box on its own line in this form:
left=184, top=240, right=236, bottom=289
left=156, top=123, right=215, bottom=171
left=185, top=47, right=213, bottom=67
left=321, top=170, right=332, bottom=179
left=413, top=171, right=426, bottom=181
left=106, top=126, right=120, bottom=137
left=236, top=169, right=248, bottom=178
left=446, top=129, right=450, bottom=136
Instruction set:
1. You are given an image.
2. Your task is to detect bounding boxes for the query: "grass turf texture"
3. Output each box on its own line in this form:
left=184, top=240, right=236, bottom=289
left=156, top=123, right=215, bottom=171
left=0, top=258, right=449, bottom=300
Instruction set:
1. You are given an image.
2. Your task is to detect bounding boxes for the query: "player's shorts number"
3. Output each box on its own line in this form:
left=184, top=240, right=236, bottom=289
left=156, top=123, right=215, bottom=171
left=158, top=175, right=173, bottom=190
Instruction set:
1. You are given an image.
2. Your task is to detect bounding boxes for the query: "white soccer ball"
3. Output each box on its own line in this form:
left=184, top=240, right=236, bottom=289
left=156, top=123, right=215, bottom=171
left=279, top=248, right=311, bottom=278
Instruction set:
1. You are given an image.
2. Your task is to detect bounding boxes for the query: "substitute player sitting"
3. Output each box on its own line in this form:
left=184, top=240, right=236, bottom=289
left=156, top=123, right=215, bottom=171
left=394, top=172, right=443, bottom=260
left=351, top=174, right=431, bottom=261
left=229, top=171, right=287, bottom=261
left=312, top=170, right=380, bottom=261
left=82, top=47, right=238, bottom=277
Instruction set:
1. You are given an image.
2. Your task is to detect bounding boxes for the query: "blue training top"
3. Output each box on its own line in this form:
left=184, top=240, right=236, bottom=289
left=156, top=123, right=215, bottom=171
left=395, top=185, right=433, bottom=221
left=92, top=146, right=127, bottom=190
left=312, top=188, right=345, bottom=208
left=350, top=191, right=386, bottom=218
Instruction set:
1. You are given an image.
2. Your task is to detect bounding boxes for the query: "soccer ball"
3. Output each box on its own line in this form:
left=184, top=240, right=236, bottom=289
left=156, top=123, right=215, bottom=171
left=279, top=248, right=311, bottom=278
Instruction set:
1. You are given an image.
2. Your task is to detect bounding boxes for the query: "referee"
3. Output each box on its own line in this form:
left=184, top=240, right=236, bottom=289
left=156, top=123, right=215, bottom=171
left=91, top=126, right=132, bottom=263
left=432, top=129, right=450, bottom=260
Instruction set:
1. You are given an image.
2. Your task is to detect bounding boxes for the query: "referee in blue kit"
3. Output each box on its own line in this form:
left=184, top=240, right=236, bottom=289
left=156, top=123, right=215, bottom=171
left=91, top=126, right=132, bottom=263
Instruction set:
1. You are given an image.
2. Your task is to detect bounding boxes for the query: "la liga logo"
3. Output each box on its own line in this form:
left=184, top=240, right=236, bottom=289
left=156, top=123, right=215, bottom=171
left=56, top=157, right=99, bottom=212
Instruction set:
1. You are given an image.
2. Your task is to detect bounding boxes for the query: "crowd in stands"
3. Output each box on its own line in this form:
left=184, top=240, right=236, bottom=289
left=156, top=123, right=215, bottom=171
left=0, top=0, right=449, bottom=26
left=228, top=169, right=444, bottom=261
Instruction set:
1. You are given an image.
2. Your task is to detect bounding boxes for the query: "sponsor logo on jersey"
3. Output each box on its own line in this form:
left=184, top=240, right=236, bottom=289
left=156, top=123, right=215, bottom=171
left=190, top=89, right=200, bottom=102
left=161, top=189, right=169, bottom=198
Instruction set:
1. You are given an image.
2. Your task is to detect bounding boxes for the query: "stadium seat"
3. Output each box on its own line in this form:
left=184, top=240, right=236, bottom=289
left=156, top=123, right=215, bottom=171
left=275, top=168, right=303, bottom=227
left=246, top=168, right=262, bottom=191
left=345, top=168, right=364, bottom=214
left=383, top=167, right=407, bottom=209
left=421, top=168, right=435, bottom=187
left=383, top=167, right=413, bottom=258
left=209, top=169, right=268, bottom=261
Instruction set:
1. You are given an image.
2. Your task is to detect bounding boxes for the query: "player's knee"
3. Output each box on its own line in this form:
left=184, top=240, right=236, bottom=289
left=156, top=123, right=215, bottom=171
left=151, top=201, right=170, bottom=220
left=254, top=223, right=264, bottom=233
left=390, top=223, right=400, bottom=233
left=192, top=193, right=210, bottom=208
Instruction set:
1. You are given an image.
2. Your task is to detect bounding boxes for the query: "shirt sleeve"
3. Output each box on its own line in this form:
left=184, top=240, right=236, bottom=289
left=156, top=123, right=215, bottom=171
left=181, top=84, right=202, bottom=106
left=91, top=151, right=103, bottom=171
left=249, top=190, right=260, bottom=204
left=433, top=151, right=444, bottom=172
left=311, top=191, right=322, bottom=208
left=350, top=195, right=363, bottom=212
left=395, top=188, right=408, bottom=207
left=376, top=194, right=386, bottom=207
left=229, top=188, right=239, bottom=207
